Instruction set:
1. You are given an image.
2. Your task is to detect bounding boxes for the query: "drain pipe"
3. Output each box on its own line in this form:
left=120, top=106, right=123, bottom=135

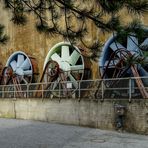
left=114, top=104, right=126, bottom=131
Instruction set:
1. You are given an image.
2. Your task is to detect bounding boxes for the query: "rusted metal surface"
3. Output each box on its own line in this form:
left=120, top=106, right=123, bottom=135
left=131, top=65, right=148, bottom=98
left=100, top=49, right=148, bottom=99
left=1, top=66, right=13, bottom=85
left=38, top=43, right=93, bottom=98
left=35, top=60, right=59, bottom=97
left=29, top=56, right=39, bottom=82
left=0, top=53, right=39, bottom=98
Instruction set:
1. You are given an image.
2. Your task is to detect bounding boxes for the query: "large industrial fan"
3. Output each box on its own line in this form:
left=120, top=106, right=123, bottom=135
left=37, top=42, right=91, bottom=98
left=1, top=51, right=39, bottom=97
left=99, top=29, right=148, bottom=98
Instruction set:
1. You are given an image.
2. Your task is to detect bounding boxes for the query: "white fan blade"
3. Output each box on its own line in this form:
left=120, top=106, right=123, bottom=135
left=127, top=35, right=139, bottom=52
left=68, top=50, right=80, bottom=65
left=61, top=46, right=70, bottom=60
left=22, top=77, right=29, bottom=84
left=23, top=70, right=32, bottom=75
left=17, top=54, right=24, bottom=67
left=110, top=42, right=125, bottom=51
left=70, top=65, right=83, bottom=71
left=15, top=68, right=24, bottom=76
left=51, top=53, right=62, bottom=64
left=104, top=59, right=119, bottom=68
left=140, top=38, right=148, bottom=50
left=68, top=74, right=78, bottom=88
left=10, top=60, right=17, bottom=71
left=110, top=42, right=126, bottom=57
left=20, top=58, right=30, bottom=70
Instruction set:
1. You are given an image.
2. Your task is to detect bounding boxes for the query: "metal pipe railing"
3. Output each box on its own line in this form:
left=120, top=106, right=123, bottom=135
left=0, top=77, right=147, bottom=100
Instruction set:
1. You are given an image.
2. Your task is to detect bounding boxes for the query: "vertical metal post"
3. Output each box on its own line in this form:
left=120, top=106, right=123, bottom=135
left=78, top=81, right=80, bottom=98
left=101, top=80, right=104, bottom=101
left=2, top=86, right=4, bottom=98
left=129, top=77, right=131, bottom=102
left=42, top=83, right=43, bottom=99
left=14, top=84, right=16, bottom=98
left=59, top=81, right=61, bottom=99
left=27, top=84, right=29, bottom=98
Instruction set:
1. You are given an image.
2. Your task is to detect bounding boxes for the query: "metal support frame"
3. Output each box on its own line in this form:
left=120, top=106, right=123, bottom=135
left=101, top=80, right=104, bottom=101
left=129, top=78, right=131, bottom=102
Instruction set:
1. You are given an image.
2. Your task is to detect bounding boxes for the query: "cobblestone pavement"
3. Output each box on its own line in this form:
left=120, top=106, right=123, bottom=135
left=0, top=118, right=148, bottom=148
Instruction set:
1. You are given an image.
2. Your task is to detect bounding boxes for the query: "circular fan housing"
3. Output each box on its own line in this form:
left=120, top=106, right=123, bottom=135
left=99, top=31, right=148, bottom=79
left=98, top=29, right=148, bottom=98
left=43, top=42, right=91, bottom=97
left=6, top=51, right=39, bottom=84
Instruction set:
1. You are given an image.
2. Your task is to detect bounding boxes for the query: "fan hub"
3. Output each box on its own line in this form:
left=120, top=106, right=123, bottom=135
left=15, top=68, right=24, bottom=76
left=60, top=61, right=71, bottom=71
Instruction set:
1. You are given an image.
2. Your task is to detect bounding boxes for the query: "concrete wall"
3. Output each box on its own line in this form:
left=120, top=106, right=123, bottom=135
left=0, top=98, right=148, bottom=134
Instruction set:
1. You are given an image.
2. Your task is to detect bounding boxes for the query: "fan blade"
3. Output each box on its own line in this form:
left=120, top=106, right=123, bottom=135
left=20, top=58, right=30, bottom=70
left=68, top=74, right=78, bottom=88
left=17, top=54, right=24, bottom=67
left=110, top=42, right=125, bottom=52
left=70, top=65, right=83, bottom=71
left=15, top=68, right=24, bottom=76
left=61, top=46, right=70, bottom=60
left=52, top=77, right=60, bottom=90
left=51, top=53, right=62, bottom=64
left=104, top=59, right=119, bottom=68
left=23, top=70, right=32, bottom=75
left=10, top=60, right=17, bottom=71
left=110, top=42, right=127, bottom=58
left=68, top=50, right=80, bottom=65
left=22, top=77, right=29, bottom=84
left=127, top=35, right=139, bottom=53
left=140, top=38, right=148, bottom=50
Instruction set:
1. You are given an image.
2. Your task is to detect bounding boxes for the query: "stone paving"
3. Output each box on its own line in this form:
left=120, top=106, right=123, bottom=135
left=0, top=118, right=148, bottom=148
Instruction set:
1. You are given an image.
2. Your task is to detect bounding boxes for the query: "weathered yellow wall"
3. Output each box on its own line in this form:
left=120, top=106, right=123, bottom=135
left=0, top=3, right=63, bottom=75
left=0, top=2, right=147, bottom=80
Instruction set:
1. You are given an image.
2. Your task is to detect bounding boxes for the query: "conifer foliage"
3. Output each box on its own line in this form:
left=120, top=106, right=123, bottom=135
left=0, top=24, right=8, bottom=44
left=2, top=0, right=148, bottom=56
